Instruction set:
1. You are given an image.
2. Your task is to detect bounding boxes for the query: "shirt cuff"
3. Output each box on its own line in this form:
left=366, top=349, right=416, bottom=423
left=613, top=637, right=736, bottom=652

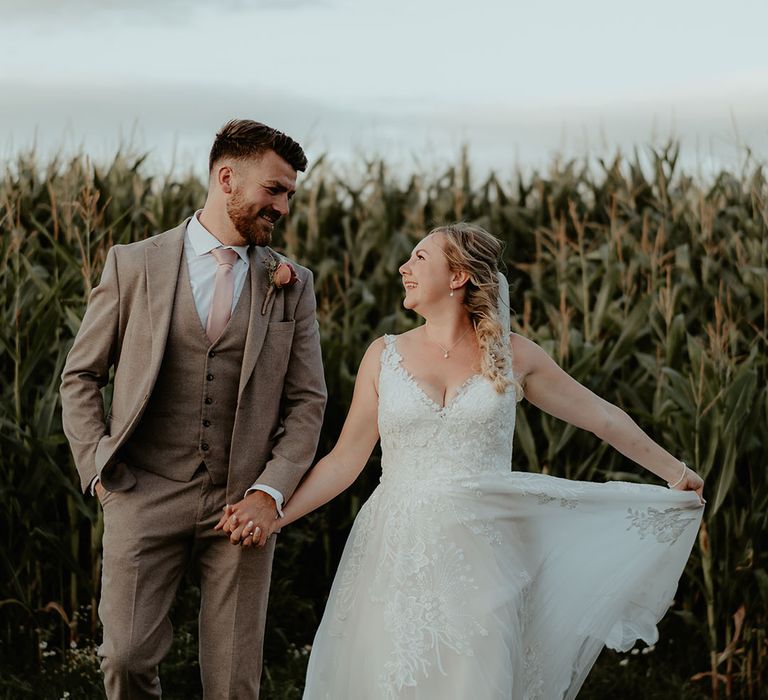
left=245, top=484, right=285, bottom=517
left=89, top=475, right=100, bottom=496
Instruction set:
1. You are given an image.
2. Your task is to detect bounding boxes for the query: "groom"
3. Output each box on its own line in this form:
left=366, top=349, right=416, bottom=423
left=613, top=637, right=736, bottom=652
left=60, top=119, right=327, bottom=698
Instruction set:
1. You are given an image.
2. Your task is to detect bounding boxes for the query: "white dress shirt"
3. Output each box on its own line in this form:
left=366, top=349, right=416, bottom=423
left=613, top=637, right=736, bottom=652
left=185, top=212, right=250, bottom=324
left=94, top=212, right=284, bottom=515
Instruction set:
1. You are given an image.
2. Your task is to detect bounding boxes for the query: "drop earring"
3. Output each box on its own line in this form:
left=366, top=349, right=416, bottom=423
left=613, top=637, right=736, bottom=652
left=449, top=287, right=454, bottom=297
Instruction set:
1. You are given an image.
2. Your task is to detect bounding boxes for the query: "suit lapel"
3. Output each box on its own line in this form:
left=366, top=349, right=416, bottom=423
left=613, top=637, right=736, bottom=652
left=238, top=246, right=275, bottom=399
left=145, top=222, right=187, bottom=388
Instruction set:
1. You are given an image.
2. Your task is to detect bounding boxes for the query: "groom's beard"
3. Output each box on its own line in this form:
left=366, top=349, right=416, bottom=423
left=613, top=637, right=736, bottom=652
left=226, top=190, right=278, bottom=247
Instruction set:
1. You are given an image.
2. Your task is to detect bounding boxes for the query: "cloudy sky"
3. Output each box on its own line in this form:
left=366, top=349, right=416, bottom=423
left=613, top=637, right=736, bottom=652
left=1, top=0, right=766, bottom=177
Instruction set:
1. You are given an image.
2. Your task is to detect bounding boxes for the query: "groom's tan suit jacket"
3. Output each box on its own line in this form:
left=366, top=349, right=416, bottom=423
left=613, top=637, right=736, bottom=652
left=60, top=220, right=327, bottom=503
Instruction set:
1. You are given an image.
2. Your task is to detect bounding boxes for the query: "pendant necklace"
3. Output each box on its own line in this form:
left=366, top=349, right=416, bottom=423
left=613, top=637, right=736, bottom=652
left=432, top=326, right=472, bottom=359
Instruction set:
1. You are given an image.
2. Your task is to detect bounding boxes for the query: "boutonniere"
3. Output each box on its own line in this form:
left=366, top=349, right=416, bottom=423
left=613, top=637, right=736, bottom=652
left=261, top=254, right=300, bottom=315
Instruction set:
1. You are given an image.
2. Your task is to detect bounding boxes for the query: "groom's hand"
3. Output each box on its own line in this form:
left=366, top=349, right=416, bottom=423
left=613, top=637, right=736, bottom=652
left=214, top=491, right=278, bottom=548
left=94, top=481, right=107, bottom=501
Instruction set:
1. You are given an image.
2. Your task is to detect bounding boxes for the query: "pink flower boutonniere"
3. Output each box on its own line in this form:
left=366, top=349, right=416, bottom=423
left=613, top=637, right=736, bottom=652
left=261, top=254, right=300, bottom=315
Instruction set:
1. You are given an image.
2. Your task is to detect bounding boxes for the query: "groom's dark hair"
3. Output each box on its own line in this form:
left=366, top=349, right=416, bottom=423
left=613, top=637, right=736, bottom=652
left=209, top=119, right=308, bottom=173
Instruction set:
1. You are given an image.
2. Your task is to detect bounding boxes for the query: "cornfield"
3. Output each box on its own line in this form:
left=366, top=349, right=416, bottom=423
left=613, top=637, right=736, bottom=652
left=0, top=143, right=765, bottom=699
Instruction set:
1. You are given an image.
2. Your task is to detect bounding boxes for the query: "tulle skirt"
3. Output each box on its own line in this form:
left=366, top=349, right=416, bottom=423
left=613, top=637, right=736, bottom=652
left=303, top=471, right=703, bottom=699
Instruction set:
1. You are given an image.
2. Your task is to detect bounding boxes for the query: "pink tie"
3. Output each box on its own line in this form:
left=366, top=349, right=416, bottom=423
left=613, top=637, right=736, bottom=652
left=206, top=247, right=239, bottom=342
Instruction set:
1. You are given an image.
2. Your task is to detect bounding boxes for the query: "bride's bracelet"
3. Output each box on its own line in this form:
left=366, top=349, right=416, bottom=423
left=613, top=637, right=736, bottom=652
left=667, top=461, right=688, bottom=489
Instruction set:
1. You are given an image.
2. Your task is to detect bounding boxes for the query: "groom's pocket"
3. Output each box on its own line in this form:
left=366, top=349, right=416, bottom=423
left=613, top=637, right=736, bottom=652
left=99, top=460, right=137, bottom=494
left=263, top=321, right=295, bottom=375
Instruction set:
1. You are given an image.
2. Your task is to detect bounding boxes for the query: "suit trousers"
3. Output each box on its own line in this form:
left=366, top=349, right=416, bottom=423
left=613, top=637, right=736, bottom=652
left=98, top=463, right=275, bottom=699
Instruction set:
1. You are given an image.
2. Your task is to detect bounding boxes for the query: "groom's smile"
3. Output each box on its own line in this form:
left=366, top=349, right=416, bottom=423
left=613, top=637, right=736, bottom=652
left=258, top=208, right=280, bottom=227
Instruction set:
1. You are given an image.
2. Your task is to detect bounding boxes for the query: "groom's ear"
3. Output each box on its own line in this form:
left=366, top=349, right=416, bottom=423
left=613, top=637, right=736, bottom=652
left=216, top=164, right=234, bottom=194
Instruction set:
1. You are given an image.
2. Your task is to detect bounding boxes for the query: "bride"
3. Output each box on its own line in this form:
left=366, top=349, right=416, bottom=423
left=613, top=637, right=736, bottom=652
left=221, top=223, right=705, bottom=699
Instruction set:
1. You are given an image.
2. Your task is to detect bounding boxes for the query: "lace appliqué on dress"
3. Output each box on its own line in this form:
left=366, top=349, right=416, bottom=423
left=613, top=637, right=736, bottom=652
left=333, top=493, right=378, bottom=624
left=625, top=506, right=698, bottom=544
left=367, top=490, right=495, bottom=697
left=378, top=538, right=489, bottom=698
left=514, top=472, right=583, bottom=510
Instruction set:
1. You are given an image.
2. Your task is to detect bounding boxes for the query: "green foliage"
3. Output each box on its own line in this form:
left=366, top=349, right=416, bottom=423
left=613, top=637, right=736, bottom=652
left=1, top=144, right=765, bottom=698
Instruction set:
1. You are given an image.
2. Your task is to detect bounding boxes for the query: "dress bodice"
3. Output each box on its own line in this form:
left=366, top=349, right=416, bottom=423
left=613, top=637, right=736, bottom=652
left=377, top=334, right=518, bottom=486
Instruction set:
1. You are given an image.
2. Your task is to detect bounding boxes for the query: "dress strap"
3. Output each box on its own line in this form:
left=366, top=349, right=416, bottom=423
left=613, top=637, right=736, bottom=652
left=380, top=334, right=400, bottom=370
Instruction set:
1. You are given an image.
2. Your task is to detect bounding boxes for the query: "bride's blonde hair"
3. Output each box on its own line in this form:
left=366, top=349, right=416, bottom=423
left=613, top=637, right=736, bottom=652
left=432, top=222, right=523, bottom=398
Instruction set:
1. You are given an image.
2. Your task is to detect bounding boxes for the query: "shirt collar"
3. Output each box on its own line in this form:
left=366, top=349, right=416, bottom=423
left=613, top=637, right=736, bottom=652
left=186, top=210, right=250, bottom=264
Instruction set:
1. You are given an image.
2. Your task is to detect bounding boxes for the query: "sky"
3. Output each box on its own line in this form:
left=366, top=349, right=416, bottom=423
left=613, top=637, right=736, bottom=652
left=1, top=0, right=767, bottom=178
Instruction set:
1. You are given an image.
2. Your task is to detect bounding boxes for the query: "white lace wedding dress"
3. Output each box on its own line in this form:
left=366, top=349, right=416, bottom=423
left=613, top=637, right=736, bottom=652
left=303, top=335, right=704, bottom=699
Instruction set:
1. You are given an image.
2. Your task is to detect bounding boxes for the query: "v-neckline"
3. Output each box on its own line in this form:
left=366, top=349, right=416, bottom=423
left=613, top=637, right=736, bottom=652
left=390, top=336, right=483, bottom=413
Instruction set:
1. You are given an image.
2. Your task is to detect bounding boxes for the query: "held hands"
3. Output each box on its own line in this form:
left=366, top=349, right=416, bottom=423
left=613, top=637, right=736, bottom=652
left=214, top=490, right=281, bottom=548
